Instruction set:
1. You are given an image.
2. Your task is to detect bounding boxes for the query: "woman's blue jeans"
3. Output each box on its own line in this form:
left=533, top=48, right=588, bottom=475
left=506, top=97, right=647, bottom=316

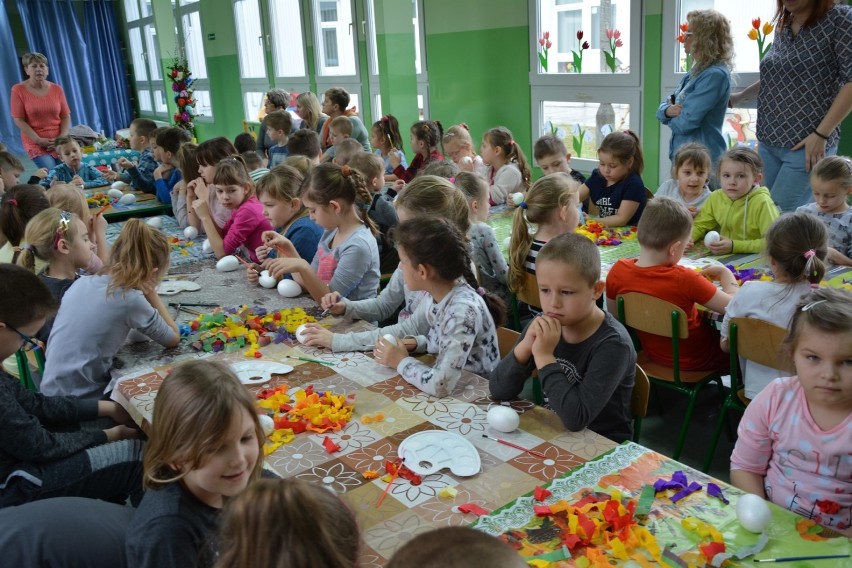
left=759, top=143, right=837, bottom=212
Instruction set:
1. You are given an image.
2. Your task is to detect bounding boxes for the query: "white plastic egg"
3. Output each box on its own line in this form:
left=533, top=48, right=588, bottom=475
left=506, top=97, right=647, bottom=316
left=704, top=230, right=721, bottom=247
left=277, top=279, right=302, bottom=298
left=110, top=181, right=128, bottom=190
left=183, top=226, right=198, bottom=240
left=295, top=323, right=310, bottom=344
left=145, top=216, right=163, bottom=229
left=736, top=493, right=772, bottom=533
left=118, top=193, right=136, bottom=206
left=511, top=192, right=525, bottom=206
left=503, top=237, right=511, bottom=249
left=107, top=188, right=124, bottom=200
left=462, top=156, right=473, bottom=164
left=487, top=406, right=520, bottom=433
left=258, top=270, right=277, bottom=289
left=202, top=238, right=212, bottom=253
left=216, top=255, right=240, bottom=272
left=258, top=414, right=275, bottom=436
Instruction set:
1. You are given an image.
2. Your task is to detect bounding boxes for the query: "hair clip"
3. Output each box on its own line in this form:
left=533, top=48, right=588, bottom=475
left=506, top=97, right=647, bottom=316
left=520, top=201, right=528, bottom=209
left=801, top=299, right=827, bottom=312
left=53, top=210, right=71, bottom=249
left=449, top=177, right=456, bottom=183
left=381, top=115, right=389, bottom=123
left=340, top=164, right=351, bottom=177
left=6, top=198, right=17, bottom=206
left=476, top=287, right=486, bottom=296
left=803, top=249, right=816, bottom=259
left=22, top=243, right=35, bottom=252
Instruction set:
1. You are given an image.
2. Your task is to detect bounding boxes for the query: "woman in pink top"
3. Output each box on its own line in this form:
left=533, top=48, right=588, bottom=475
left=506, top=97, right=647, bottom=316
left=10, top=53, right=71, bottom=169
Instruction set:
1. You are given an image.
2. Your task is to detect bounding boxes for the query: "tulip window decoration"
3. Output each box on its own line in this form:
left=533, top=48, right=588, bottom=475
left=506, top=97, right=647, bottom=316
left=572, top=31, right=590, bottom=73
left=604, top=29, right=623, bottom=73
left=537, top=31, right=552, bottom=72
left=572, top=124, right=589, bottom=158
left=677, top=22, right=693, bottom=72
left=168, top=53, right=197, bottom=138
left=748, top=18, right=774, bottom=61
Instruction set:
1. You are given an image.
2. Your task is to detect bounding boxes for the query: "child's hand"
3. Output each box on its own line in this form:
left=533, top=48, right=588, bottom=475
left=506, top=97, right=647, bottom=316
left=391, top=179, right=405, bottom=194
left=458, top=157, right=475, bottom=172
left=33, top=168, right=49, bottom=180
left=264, top=257, right=303, bottom=280
left=708, top=237, right=733, bottom=255
left=700, top=264, right=738, bottom=293
left=105, top=424, right=142, bottom=442
left=320, top=291, right=347, bottom=315
left=256, top=244, right=270, bottom=262
left=506, top=195, right=517, bottom=209
left=513, top=324, right=537, bottom=363
left=102, top=169, right=118, bottom=181
left=687, top=205, right=699, bottom=218
left=665, top=103, right=683, bottom=118
left=191, top=197, right=210, bottom=219
left=117, top=157, right=134, bottom=170
left=684, top=239, right=694, bottom=251
left=388, top=150, right=403, bottom=168
left=89, top=211, right=108, bottom=235
left=153, top=165, right=166, bottom=180
left=530, top=316, right=561, bottom=365
left=71, top=175, right=84, bottom=187
left=262, top=231, right=297, bottom=256
left=299, top=323, right=333, bottom=348
left=246, top=263, right=261, bottom=285
left=49, top=178, right=59, bottom=187
left=373, top=335, right=408, bottom=368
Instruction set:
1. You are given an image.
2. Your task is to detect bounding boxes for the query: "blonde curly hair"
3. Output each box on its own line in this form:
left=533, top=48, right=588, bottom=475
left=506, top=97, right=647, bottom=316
left=687, top=10, right=734, bottom=74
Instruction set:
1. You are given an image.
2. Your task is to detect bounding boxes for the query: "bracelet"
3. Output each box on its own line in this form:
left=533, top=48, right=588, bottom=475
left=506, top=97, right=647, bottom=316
left=814, top=130, right=829, bottom=140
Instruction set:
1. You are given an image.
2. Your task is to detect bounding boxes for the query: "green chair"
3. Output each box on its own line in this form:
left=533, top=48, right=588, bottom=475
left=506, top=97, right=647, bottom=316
left=496, top=326, right=543, bottom=405
left=510, top=272, right=541, bottom=332
left=617, top=293, right=725, bottom=460
left=701, top=318, right=790, bottom=472
left=631, top=365, right=650, bottom=442
left=15, top=347, right=45, bottom=392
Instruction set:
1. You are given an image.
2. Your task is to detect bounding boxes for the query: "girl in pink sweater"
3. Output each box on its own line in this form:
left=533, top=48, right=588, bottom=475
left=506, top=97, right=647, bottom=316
left=191, top=157, right=272, bottom=263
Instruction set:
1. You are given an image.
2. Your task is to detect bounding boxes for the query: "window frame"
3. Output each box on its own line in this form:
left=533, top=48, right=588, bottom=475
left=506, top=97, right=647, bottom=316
left=123, top=0, right=168, bottom=118
left=173, top=0, right=214, bottom=121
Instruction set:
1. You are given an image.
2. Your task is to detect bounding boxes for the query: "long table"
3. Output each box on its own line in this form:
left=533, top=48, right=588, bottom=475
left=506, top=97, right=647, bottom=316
left=85, top=187, right=172, bottom=222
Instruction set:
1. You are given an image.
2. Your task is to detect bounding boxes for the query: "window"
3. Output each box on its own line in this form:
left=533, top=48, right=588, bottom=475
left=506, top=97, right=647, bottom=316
left=269, top=0, right=307, bottom=78
left=234, top=0, right=266, bottom=79
left=312, top=0, right=356, bottom=76
left=174, top=0, right=212, bottom=119
left=123, top=0, right=167, bottom=118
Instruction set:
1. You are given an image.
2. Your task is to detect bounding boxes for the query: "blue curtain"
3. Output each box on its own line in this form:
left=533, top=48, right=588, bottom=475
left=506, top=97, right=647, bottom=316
left=83, top=1, right=132, bottom=137
left=0, top=8, right=25, bottom=155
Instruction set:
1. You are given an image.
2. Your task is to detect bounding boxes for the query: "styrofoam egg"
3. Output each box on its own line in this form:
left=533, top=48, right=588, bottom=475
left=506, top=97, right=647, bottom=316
left=202, top=238, right=212, bottom=253
left=145, top=216, right=163, bottom=229
left=216, top=255, right=240, bottom=272
left=511, top=192, right=525, bottom=206
left=277, top=279, right=302, bottom=298
left=382, top=333, right=398, bottom=346
left=736, top=493, right=772, bottom=533
left=503, top=236, right=511, bottom=249
left=462, top=156, right=473, bottom=164
left=258, top=270, right=277, bottom=289
left=118, top=193, right=136, bottom=206
left=110, top=181, right=128, bottom=190
left=487, top=406, right=520, bottom=433
left=183, top=226, right=198, bottom=240
left=295, top=323, right=310, bottom=344
left=107, top=188, right=124, bottom=200
left=258, top=414, right=275, bottom=436
left=704, top=230, right=721, bottom=247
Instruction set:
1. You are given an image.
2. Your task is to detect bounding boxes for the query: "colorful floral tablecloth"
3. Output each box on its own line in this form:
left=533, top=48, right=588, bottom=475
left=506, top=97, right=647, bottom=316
left=107, top=215, right=210, bottom=268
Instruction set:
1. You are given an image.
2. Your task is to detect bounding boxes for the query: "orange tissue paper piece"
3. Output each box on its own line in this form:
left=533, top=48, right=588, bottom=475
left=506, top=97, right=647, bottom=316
left=458, top=503, right=490, bottom=516
left=362, top=470, right=379, bottom=480
left=322, top=436, right=341, bottom=453
left=534, top=486, right=553, bottom=502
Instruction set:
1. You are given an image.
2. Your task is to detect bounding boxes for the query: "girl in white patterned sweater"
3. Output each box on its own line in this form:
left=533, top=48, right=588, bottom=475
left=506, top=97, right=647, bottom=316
left=373, top=217, right=505, bottom=397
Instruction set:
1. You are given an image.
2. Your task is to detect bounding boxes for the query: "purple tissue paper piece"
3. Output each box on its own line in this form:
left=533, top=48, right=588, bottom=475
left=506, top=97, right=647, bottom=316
left=671, top=481, right=702, bottom=503
left=707, top=483, right=729, bottom=505
left=654, top=470, right=689, bottom=492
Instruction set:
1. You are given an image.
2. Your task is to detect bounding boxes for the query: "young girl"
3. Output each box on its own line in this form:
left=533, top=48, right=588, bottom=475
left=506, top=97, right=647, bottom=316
left=215, top=479, right=359, bottom=568
left=798, top=155, right=852, bottom=266
left=0, top=184, right=50, bottom=265
left=300, top=175, right=470, bottom=352
left=17, top=208, right=95, bottom=341
left=171, top=142, right=199, bottom=228
left=41, top=137, right=108, bottom=189
left=187, top=137, right=238, bottom=232
left=126, top=360, right=263, bottom=567
left=373, top=217, right=504, bottom=397
left=192, top=158, right=273, bottom=264
left=691, top=146, right=779, bottom=254
left=480, top=126, right=532, bottom=206
left=390, top=120, right=443, bottom=183
left=40, top=219, right=180, bottom=399
left=443, top=123, right=487, bottom=177
left=722, top=213, right=828, bottom=399
left=371, top=114, right=407, bottom=178
left=262, top=162, right=380, bottom=302
left=508, top=172, right=581, bottom=295
left=248, top=165, right=322, bottom=284
left=456, top=172, right=511, bottom=305
left=46, top=183, right=108, bottom=273
left=730, top=288, right=852, bottom=537
left=578, top=131, right=647, bottom=227
left=655, top=142, right=713, bottom=217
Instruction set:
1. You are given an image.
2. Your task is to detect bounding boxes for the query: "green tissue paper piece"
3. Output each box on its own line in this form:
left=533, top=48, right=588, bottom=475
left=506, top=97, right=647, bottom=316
left=636, top=484, right=656, bottom=516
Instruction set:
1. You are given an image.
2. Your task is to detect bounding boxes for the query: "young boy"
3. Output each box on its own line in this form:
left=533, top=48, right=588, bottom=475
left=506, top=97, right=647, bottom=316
left=110, top=118, right=158, bottom=192
left=152, top=127, right=190, bottom=205
left=490, top=232, right=636, bottom=443
left=322, top=115, right=354, bottom=163
left=241, top=151, right=269, bottom=183
left=0, top=264, right=143, bottom=508
left=387, top=527, right=527, bottom=568
left=233, top=132, right=257, bottom=154
left=533, top=134, right=587, bottom=186
left=41, top=137, right=108, bottom=189
left=287, top=129, right=322, bottom=163
left=349, top=152, right=399, bottom=274
left=0, top=152, right=48, bottom=192
left=333, top=138, right=363, bottom=166
left=262, top=110, right=292, bottom=168
left=606, top=197, right=739, bottom=372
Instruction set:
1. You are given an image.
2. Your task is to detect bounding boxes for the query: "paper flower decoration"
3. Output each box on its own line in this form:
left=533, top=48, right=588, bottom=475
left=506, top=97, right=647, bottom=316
left=167, top=54, right=197, bottom=137
left=748, top=17, right=774, bottom=61
left=604, top=29, right=623, bottom=73
left=677, top=22, right=693, bottom=72
left=537, top=31, right=552, bottom=72
left=571, top=30, right=589, bottom=73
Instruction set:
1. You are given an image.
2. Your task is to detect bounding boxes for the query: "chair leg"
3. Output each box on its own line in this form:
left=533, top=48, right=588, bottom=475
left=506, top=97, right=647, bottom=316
left=633, top=417, right=642, bottom=443
left=532, top=376, right=544, bottom=406
left=702, top=400, right=730, bottom=473
left=672, top=388, right=701, bottom=461
left=714, top=376, right=726, bottom=401
left=651, top=383, right=665, bottom=415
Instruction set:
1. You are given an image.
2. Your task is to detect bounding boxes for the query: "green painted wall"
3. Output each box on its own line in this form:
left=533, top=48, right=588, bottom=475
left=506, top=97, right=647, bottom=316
left=642, top=6, right=663, bottom=189
left=374, top=0, right=419, bottom=132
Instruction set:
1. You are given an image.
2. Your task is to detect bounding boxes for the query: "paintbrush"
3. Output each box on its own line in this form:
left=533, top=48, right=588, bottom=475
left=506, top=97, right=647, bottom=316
left=94, top=197, right=120, bottom=217
left=232, top=254, right=259, bottom=273
left=482, top=435, right=547, bottom=458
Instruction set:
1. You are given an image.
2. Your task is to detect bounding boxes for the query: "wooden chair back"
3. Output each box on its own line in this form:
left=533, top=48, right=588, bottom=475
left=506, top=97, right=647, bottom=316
left=516, top=272, right=541, bottom=309
left=631, top=364, right=650, bottom=419
left=497, top=327, right=520, bottom=360
left=730, top=317, right=793, bottom=373
left=618, top=292, right=688, bottom=339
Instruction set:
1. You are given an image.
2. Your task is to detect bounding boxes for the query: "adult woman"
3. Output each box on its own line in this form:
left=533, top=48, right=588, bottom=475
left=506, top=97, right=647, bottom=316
left=657, top=10, right=733, bottom=173
left=319, top=87, right=371, bottom=153
left=257, top=88, right=291, bottom=160
left=10, top=53, right=71, bottom=169
left=731, top=0, right=852, bottom=212
left=294, top=91, right=326, bottom=135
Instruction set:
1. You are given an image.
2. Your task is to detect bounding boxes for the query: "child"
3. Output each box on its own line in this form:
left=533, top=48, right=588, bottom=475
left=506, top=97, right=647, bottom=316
left=0, top=184, right=50, bottom=265
left=390, top=120, right=444, bottom=183
left=283, top=155, right=313, bottom=178
left=721, top=213, right=828, bottom=399
left=691, top=146, right=779, bottom=254
left=262, top=163, right=380, bottom=302
left=192, top=157, right=273, bottom=264
left=233, top=132, right=256, bottom=154
left=578, top=131, right=647, bottom=227
left=0, top=264, right=143, bottom=508
left=332, top=138, right=363, bottom=166
left=262, top=110, right=291, bottom=168
left=152, top=127, right=190, bottom=205
left=126, top=360, right=263, bottom=567
left=187, top=137, right=238, bottom=232
left=1, top=151, right=47, bottom=189
left=41, top=137, right=108, bottom=189
left=730, top=288, right=852, bottom=537
left=321, top=115, right=355, bottom=163
left=215, top=479, right=360, bottom=568
left=300, top=176, right=469, bottom=352
left=797, top=155, right=852, bottom=266
left=508, top=173, right=580, bottom=296
left=492, top=232, right=636, bottom=442
left=606, top=197, right=738, bottom=372
left=387, top=527, right=526, bottom=568
left=287, top=129, right=322, bottom=163
left=40, top=219, right=180, bottom=399
left=456, top=172, right=511, bottom=305
left=481, top=126, right=532, bottom=206
left=240, top=150, right=269, bottom=183
left=656, top=142, right=712, bottom=217
left=372, top=217, right=503, bottom=397
left=371, top=114, right=407, bottom=178
left=171, top=142, right=198, bottom=228
left=348, top=151, right=399, bottom=274
left=46, top=184, right=109, bottom=273
left=249, top=165, right=322, bottom=284
left=443, top=124, right=487, bottom=177
left=111, top=118, right=158, bottom=191
left=533, top=134, right=587, bottom=185
left=421, top=160, right=459, bottom=179
left=17, top=208, right=95, bottom=340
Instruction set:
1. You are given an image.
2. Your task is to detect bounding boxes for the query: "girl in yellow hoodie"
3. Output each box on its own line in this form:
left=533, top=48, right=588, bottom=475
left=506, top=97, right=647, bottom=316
left=691, top=146, right=779, bottom=254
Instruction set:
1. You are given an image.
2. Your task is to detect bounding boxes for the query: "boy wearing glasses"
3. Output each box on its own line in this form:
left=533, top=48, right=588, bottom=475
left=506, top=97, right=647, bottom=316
left=0, top=264, right=143, bottom=508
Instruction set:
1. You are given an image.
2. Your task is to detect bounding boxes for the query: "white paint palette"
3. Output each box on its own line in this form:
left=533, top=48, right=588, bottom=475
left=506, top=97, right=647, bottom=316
left=398, top=430, right=481, bottom=477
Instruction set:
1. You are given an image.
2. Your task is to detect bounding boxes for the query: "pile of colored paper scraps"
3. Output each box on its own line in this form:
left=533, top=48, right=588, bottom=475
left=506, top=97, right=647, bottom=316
left=576, top=221, right=637, bottom=246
